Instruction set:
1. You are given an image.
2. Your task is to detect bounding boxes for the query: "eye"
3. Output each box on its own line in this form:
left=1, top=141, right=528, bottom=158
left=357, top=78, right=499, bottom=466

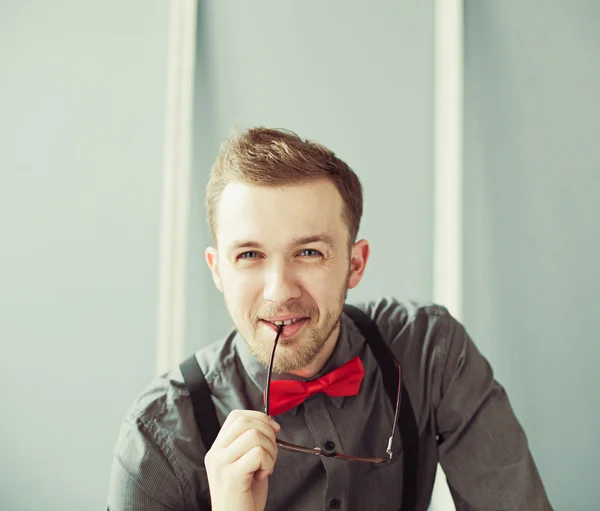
left=298, top=248, right=322, bottom=258
left=238, top=251, right=259, bottom=260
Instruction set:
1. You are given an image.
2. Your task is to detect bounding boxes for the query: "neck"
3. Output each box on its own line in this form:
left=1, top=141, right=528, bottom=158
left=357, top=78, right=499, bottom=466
left=288, top=321, right=341, bottom=379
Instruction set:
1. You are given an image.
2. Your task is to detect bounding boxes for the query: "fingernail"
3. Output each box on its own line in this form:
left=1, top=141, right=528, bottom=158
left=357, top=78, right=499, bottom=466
left=270, top=418, right=280, bottom=430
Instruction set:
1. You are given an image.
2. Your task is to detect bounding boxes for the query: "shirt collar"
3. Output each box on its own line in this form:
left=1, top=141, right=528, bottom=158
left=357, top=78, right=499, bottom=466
left=235, top=311, right=365, bottom=415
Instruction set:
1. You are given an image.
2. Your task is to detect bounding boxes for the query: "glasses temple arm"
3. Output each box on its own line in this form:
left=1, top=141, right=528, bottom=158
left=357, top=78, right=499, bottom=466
left=264, top=324, right=284, bottom=416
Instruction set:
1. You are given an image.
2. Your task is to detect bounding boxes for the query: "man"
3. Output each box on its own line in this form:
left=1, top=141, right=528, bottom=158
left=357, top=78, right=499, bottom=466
left=107, top=128, right=552, bottom=510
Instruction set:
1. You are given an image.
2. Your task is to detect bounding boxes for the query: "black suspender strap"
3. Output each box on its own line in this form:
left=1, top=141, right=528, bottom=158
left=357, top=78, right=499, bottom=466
left=179, top=355, right=221, bottom=455
left=180, top=304, right=419, bottom=510
left=343, top=304, right=419, bottom=511
left=343, top=305, right=399, bottom=411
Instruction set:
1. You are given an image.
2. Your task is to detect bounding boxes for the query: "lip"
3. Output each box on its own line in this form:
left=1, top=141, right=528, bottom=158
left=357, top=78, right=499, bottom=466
left=261, top=315, right=307, bottom=322
left=259, top=317, right=310, bottom=339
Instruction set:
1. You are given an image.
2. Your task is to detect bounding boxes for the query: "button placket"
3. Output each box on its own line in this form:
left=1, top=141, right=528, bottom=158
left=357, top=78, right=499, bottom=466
left=303, top=394, right=349, bottom=511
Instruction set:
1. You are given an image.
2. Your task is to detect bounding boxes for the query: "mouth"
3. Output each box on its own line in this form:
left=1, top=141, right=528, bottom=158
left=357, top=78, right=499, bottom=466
left=259, top=317, right=310, bottom=339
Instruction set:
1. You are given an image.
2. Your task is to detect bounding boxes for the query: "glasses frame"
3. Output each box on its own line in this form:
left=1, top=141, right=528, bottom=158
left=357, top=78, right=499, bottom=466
left=263, top=324, right=402, bottom=464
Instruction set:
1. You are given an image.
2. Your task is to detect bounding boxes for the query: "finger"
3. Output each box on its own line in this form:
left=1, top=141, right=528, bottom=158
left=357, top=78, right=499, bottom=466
left=232, top=445, right=276, bottom=480
left=220, top=410, right=278, bottom=432
left=223, top=427, right=278, bottom=466
left=215, top=415, right=279, bottom=449
left=254, top=468, right=271, bottom=481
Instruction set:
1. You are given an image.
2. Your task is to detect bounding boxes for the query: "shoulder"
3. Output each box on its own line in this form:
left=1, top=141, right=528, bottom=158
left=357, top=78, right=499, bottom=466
left=193, top=330, right=239, bottom=390
left=350, top=297, right=461, bottom=386
left=111, top=334, right=238, bottom=505
left=353, top=296, right=454, bottom=346
left=119, top=333, right=237, bottom=458
left=122, top=368, right=190, bottom=439
left=349, top=297, right=461, bottom=429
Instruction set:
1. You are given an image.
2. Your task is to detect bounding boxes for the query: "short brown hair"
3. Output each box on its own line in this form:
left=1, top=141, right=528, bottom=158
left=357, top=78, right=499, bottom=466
left=206, top=127, right=363, bottom=246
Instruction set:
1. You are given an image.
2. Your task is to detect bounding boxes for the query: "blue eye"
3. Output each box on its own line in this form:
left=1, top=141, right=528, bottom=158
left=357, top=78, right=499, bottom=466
left=299, top=249, right=321, bottom=257
left=239, top=251, right=258, bottom=259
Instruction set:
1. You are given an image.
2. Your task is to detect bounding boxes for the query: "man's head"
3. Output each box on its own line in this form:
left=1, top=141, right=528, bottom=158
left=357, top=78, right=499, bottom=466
left=205, top=127, right=370, bottom=373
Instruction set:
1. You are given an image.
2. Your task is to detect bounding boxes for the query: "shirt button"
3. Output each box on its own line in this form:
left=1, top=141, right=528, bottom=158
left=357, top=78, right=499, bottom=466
left=329, top=498, right=341, bottom=509
left=324, top=440, right=336, bottom=451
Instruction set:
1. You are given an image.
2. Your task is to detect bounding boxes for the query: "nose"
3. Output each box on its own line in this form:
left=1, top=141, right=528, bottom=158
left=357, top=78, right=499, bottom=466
left=262, top=262, right=301, bottom=304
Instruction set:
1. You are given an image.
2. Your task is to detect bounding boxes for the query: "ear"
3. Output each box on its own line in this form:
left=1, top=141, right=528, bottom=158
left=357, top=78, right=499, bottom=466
left=205, top=246, right=223, bottom=292
left=348, top=239, right=370, bottom=289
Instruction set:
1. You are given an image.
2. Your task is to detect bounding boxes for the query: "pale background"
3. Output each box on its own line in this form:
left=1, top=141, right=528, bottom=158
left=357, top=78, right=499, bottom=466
left=1, top=1, right=598, bottom=509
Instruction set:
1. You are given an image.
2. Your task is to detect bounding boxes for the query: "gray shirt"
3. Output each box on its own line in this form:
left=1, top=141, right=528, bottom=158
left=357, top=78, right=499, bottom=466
left=107, top=297, right=552, bottom=510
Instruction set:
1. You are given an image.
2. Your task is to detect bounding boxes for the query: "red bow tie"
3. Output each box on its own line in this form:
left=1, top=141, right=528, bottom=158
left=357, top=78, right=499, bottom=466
left=265, top=356, right=365, bottom=416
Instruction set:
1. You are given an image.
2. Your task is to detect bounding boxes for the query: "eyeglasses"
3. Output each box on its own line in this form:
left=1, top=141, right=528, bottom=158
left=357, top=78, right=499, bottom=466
left=263, top=324, right=402, bottom=464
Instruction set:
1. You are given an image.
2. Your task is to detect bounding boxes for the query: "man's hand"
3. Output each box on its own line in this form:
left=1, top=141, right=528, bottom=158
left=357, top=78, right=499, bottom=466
left=204, top=410, right=280, bottom=511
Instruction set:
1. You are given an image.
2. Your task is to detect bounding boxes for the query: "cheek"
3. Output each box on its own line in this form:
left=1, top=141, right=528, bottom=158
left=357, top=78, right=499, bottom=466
left=222, top=269, right=262, bottom=305
left=298, top=267, right=343, bottom=301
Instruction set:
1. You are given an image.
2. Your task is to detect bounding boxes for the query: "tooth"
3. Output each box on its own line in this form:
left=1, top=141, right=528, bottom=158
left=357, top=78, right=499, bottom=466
left=270, top=318, right=304, bottom=326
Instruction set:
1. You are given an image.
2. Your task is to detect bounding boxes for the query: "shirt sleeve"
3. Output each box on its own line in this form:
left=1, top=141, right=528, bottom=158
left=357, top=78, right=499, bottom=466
left=107, top=418, right=195, bottom=511
left=434, top=312, right=553, bottom=510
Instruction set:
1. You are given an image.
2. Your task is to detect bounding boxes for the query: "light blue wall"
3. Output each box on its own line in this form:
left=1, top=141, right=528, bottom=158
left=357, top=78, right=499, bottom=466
left=5, top=1, right=590, bottom=508
left=187, top=0, right=435, bottom=353
left=463, top=2, right=600, bottom=508
left=0, top=2, right=169, bottom=509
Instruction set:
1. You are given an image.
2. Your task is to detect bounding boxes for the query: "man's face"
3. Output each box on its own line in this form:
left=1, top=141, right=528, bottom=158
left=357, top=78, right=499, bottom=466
left=206, top=179, right=369, bottom=373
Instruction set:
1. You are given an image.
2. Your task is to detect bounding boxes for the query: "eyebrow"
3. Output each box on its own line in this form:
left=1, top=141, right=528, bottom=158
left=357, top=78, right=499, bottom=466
left=229, top=233, right=336, bottom=252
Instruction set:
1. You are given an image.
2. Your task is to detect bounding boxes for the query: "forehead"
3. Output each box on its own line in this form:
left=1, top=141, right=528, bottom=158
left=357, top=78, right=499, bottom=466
left=216, top=179, right=346, bottom=248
